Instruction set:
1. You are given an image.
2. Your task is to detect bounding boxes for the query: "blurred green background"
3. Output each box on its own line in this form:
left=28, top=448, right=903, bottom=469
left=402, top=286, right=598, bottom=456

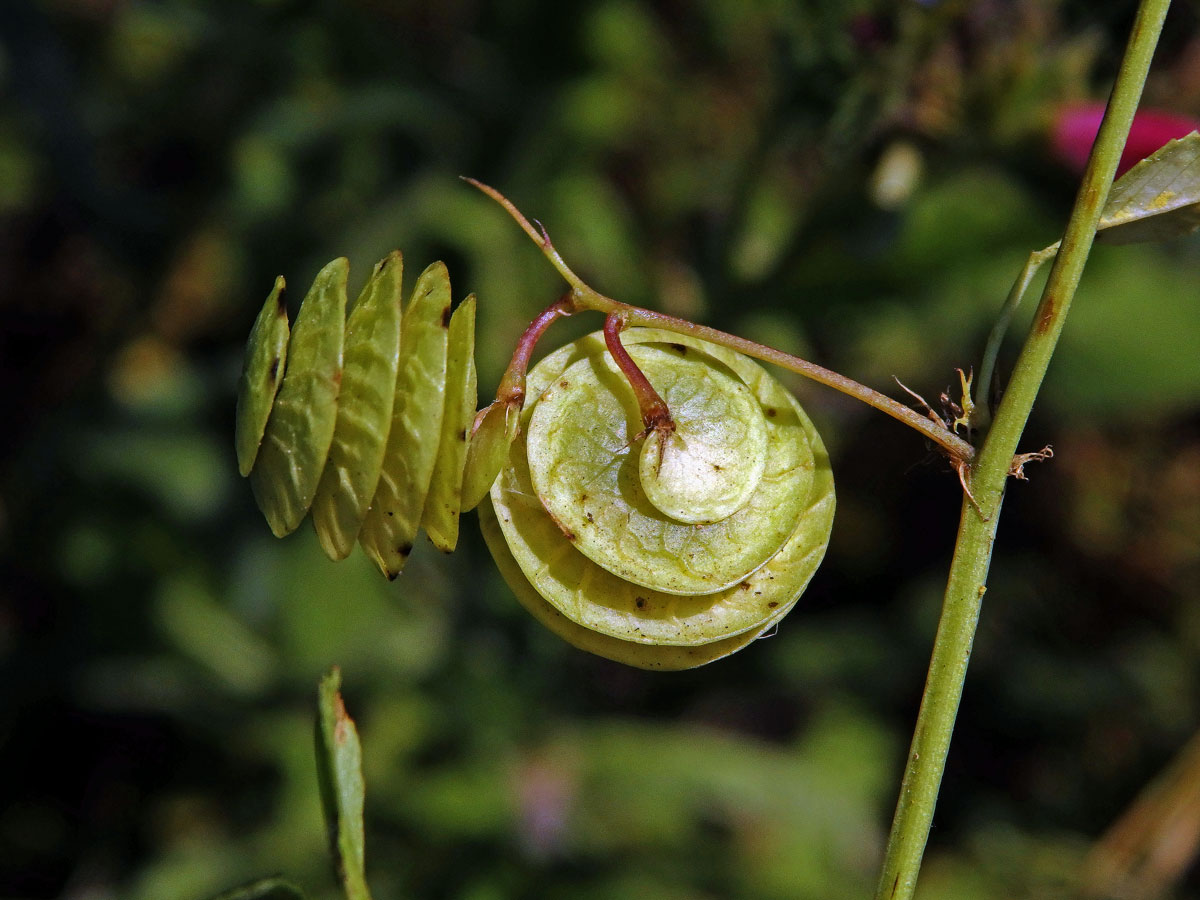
left=2, top=1, right=1199, bottom=898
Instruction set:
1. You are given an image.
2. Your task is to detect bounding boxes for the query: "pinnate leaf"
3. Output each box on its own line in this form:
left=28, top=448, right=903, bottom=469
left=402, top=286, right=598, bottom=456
left=1098, top=132, right=1200, bottom=244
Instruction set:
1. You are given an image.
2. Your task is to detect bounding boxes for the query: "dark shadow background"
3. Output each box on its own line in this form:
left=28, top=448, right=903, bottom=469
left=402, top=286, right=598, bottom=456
left=2, top=1, right=1199, bottom=898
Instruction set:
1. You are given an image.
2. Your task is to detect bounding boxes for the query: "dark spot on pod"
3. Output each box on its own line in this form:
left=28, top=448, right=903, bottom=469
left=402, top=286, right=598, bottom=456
left=564, top=530, right=576, bottom=541
left=712, top=464, right=722, bottom=471
left=386, top=511, right=394, bottom=517
left=585, top=512, right=594, bottom=524
left=268, top=357, right=280, bottom=382
left=440, top=305, right=452, bottom=328
left=669, top=343, right=688, bottom=355
left=635, top=597, right=647, bottom=609
left=767, top=601, right=778, bottom=608
left=739, top=581, right=752, bottom=591
left=559, top=379, right=569, bottom=388
left=397, top=542, right=413, bottom=557
left=459, top=428, right=468, bottom=441
left=765, top=407, right=777, bottom=418
left=579, top=493, right=588, bottom=502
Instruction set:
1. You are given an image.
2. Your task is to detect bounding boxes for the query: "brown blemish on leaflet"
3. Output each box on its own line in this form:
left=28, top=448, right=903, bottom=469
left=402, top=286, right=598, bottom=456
left=440, top=305, right=452, bottom=328
left=669, top=343, right=688, bottom=355
left=268, top=358, right=280, bottom=382
left=276, top=286, right=288, bottom=315
left=459, top=428, right=468, bottom=441
left=559, top=379, right=569, bottom=389
left=635, top=597, right=647, bottom=609
left=767, top=601, right=778, bottom=608
left=739, top=581, right=751, bottom=591
left=765, top=407, right=777, bottom=418
left=333, top=695, right=350, bottom=743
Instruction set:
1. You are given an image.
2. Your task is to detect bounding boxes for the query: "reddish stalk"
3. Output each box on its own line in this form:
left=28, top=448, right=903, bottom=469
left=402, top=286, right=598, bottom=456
left=496, top=295, right=575, bottom=405
left=465, top=176, right=976, bottom=466
left=603, top=313, right=676, bottom=434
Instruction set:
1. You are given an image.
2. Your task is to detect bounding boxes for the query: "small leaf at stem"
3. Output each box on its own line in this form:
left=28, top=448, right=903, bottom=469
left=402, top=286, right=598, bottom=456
left=207, top=877, right=307, bottom=900
left=315, top=668, right=372, bottom=900
left=1097, top=132, right=1200, bottom=244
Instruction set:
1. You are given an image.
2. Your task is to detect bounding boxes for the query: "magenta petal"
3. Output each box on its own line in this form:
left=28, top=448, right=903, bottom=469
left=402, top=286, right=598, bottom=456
left=1051, top=103, right=1200, bottom=176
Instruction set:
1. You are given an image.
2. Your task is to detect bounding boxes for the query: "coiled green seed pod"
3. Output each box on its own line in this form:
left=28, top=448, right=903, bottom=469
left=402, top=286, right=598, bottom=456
left=237, top=256, right=834, bottom=669
left=478, top=327, right=835, bottom=670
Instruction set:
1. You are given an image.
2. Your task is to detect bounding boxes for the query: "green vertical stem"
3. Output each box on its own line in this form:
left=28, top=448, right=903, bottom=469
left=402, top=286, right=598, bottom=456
left=873, top=2, right=1171, bottom=899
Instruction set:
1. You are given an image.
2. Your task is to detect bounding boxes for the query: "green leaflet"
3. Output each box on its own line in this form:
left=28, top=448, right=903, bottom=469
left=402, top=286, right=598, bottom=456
left=421, top=295, right=478, bottom=553
left=310, top=253, right=404, bottom=561
left=250, top=259, right=347, bottom=536
left=488, top=328, right=834, bottom=656
left=235, top=276, right=290, bottom=477
left=358, top=262, right=452, bottom=578
left=1098, top=132, right=1200, bottom=244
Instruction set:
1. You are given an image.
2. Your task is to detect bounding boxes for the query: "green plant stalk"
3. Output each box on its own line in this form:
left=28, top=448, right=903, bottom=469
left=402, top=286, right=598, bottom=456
left=873, top=2, right=1171, bottom=899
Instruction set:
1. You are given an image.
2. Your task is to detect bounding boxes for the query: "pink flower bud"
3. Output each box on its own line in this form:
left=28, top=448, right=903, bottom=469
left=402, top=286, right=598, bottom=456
left=1051, top=103, right=1200, bottom=176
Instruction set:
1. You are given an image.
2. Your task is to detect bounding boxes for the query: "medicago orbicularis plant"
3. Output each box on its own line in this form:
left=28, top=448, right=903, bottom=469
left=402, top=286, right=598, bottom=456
left=235, top=185, right=852, bottom=670
left=240, top=129, right=1200, bottom=668
left=236, top=132, right=1200, bottom=671
left=227, top=3, right=1198, bottom=891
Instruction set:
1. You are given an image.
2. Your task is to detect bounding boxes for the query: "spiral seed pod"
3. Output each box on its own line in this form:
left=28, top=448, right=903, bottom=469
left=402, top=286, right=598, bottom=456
left=237, top=253, right=835, bottom=669
left=480, top=327, right=835, bottom=671
left=236, top=253, right=478, bottom=578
